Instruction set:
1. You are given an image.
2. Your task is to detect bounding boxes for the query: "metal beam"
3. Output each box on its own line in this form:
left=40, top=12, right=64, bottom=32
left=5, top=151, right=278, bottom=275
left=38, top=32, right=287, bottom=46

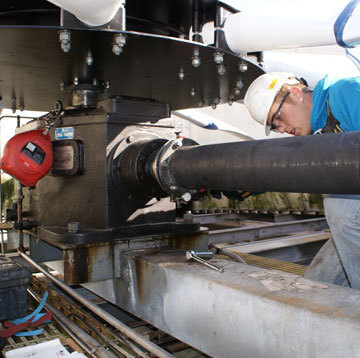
left=83, top=248, right=360, bottom=358
left=216, top=231, right=331, bottom=253
left=205, top=217, right=328, bottom=244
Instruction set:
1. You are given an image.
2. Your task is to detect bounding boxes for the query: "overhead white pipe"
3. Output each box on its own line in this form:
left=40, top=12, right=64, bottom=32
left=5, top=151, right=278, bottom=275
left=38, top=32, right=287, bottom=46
left=47, top=0, right=124, bottom=27
left=263, top=50, right=360, bottom=88
left=223, top=0, right=360, bottom=54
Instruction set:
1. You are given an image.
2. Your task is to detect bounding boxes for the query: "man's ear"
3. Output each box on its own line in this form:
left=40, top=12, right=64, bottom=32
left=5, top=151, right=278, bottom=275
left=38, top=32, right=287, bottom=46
left=290, top=86, right=304, bottom=102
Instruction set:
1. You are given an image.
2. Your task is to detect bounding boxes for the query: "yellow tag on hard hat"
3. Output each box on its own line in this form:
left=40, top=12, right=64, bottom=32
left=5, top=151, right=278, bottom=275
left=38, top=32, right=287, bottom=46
left=268, top=79, right=278, bottom=90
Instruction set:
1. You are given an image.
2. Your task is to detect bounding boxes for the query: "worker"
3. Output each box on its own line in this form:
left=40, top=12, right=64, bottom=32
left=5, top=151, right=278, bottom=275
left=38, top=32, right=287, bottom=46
left=244, top=72, right=360, bottom=289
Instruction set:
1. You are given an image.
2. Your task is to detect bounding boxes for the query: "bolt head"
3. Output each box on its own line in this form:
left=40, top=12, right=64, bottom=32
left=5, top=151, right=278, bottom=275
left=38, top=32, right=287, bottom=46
left=114, top=34, right=126, bottom=46
left=178, top=71, right=185, bottom=80
left=190, top=88, right=196, bottom=97
left=86, top=55, right=93, bottom=66
left=59, top=31, right=71, bottom=41
left=239, top=62, right=248, bottom=72
left=218, top=64, right=226, bottom=76
left=68, top=222, right=80, bottom=233
left=236, top=80, right=244, bottom=89
left=92, top=78, right=98, bottom=86
left=234, top=88, right=241, bottom=96
left=213, top=52, right=224, bottom=64
left=61, top=42, right=71, bottom=53
left=112, top=44, right=122, bottom=55
left=182, top=192, right=192, bottom=202
left=73, top=77, right=79, bottom=85
left=192, top=56, right=201, bottom=68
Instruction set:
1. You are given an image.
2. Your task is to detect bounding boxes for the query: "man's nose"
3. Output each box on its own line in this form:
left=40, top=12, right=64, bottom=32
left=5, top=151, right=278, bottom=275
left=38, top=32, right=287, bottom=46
left=277, top=124, right=286, bottom=133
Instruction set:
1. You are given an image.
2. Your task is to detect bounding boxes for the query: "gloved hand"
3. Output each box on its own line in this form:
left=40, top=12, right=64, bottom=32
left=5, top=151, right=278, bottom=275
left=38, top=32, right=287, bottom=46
left=222, top=190, right=253, bottom=201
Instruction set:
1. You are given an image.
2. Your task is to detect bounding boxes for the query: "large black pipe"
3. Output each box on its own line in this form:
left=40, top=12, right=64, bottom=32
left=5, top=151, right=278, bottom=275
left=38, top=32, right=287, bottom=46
left=166, top=132, right=360, bottom=194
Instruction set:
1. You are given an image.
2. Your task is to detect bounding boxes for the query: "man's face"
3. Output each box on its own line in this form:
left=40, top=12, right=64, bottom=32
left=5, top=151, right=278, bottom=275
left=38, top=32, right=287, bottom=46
left=267, top=87, right=312, bottom=136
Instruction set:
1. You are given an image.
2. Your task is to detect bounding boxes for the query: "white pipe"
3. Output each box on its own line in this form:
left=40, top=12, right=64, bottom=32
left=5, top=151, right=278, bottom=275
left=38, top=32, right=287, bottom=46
left=223, top=0, right=360, bottom=54
left=263, top=50, right=360, bottom=88
left=47, top=0, right=124, bottom=27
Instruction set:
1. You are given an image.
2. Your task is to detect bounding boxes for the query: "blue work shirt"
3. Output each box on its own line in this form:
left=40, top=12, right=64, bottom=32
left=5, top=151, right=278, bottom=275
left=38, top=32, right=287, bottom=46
left=311, top=75, right=360, bottom=133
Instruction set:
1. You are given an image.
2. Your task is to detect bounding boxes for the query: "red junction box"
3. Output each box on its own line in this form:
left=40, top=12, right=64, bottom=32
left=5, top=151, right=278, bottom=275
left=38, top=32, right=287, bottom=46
left=1, top=130, right=53, bottom=187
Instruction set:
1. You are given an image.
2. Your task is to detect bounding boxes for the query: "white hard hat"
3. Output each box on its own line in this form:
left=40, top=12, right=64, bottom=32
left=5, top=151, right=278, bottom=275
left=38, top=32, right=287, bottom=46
left=244, top=72, right=299, bottom=135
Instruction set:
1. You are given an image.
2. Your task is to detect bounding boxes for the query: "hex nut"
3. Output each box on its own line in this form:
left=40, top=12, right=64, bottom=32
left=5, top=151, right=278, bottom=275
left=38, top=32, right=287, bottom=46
left=213, top=52, right=224, bottom=64
left=112, top=44, right=123, bottom=55
left=218, top=64, right=226, bottom=76
left=239, top=62, right=248, bottom=72
left=192, top=56, right=201, bottom=68
left=68, top=222, right=80, bottom=233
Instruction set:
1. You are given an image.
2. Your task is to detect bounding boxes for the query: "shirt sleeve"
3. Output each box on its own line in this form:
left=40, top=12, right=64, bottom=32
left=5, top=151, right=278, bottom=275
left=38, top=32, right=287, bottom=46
left=328, top=77, right=360, bottom=131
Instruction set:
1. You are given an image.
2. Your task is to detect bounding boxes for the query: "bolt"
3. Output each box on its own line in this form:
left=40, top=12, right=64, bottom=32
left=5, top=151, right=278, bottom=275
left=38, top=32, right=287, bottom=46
left=217, top=64, right=226, bottom=76
left=181, top=192, right=192, bottom=202
left=86, top=53, right=93, bottom=66
left=213, top=51, right=224, bottom=64
left=92, top=78, right=98, bottom=86
left=178, top=68, right=185, bottom=80
left=234, top=87, right=241, bottom=96
left=172, top=141, right=181, bottom=150
left=212, top=97, right=220, bottom=109
left=105, top=81, right=110, bottom=92
left=170, top=185, right=177, bottom=191
left=192, top=56, right=201, bottom=68
left=126, top=135, right=134, bottom=143
left=239, top=61, right=248, bottom=72
left=112, top=33, right=126, bottom=55
left=73, top=77, right=79, bottom=86
left=190, top=88, right=196, bottom=97
left=68, top=222, right=80, bottom=233
left=114, top=33, right=126, bottom=46
left=236, top=80, right=244, bottom=90
left=112, top=44, right=123, bottom=55
left=59, top=30, right=71, bottom=53
left=192, top=48, right=201, bottom=67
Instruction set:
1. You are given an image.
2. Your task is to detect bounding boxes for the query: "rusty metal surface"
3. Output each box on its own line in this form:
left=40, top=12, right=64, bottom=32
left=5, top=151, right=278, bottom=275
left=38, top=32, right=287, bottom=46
left=35, top=229, right=207, bottom=284
left=83, top=248, right=360, bottom=358
left=33, top=217, right=328, bottom=284
left=27, top=275, right=208, bottom=358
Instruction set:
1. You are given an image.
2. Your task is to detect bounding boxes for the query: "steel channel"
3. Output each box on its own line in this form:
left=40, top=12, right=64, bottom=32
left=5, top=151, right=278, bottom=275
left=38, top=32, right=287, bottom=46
left=183, top=212, right=244, bottom=224
left=205, top=217, right=328, bottom=244
left=217, top=231, right=330, bottom=254
left=18, top=251, right=174, bottom=358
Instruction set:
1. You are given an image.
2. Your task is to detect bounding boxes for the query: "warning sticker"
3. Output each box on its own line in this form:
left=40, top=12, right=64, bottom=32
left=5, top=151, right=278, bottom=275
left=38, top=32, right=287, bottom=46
left=55, top=127, right=74, bottom=140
